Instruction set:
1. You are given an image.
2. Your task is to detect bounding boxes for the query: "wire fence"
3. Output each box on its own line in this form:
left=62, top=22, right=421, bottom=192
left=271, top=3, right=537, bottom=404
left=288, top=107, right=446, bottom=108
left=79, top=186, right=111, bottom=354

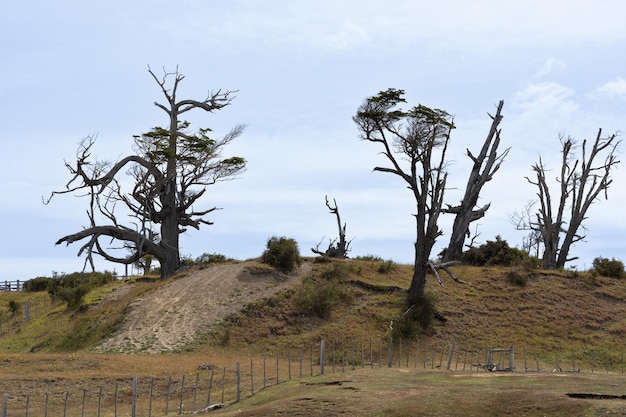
left=3, top=337, right=626, bottom=416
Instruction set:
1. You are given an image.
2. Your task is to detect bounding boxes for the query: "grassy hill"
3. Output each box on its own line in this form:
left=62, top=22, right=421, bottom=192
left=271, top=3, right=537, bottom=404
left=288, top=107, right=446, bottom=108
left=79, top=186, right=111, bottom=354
left=2, top=257, right=624, bottom=369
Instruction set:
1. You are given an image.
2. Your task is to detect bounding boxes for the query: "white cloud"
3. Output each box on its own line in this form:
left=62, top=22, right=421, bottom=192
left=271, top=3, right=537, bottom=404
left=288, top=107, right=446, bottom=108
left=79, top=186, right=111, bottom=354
left=590, top=78, right=626, bottom=99
left=534, top=58, right=566, bottom=78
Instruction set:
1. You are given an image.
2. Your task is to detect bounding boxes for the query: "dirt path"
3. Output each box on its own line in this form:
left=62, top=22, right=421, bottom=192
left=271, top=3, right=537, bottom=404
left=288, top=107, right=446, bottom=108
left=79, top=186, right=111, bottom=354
left=93, top=261, right=311, bottom=353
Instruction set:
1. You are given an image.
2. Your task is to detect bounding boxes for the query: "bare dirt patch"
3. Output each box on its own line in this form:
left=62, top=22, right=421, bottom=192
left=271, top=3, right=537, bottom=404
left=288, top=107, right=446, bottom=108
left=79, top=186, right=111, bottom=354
left=93, top=260, right=312, bottom=353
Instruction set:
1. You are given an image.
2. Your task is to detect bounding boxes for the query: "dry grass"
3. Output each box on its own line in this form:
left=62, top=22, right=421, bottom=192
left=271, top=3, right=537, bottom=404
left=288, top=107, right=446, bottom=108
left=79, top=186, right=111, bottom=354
left=2, top=258, right=626, bottom=415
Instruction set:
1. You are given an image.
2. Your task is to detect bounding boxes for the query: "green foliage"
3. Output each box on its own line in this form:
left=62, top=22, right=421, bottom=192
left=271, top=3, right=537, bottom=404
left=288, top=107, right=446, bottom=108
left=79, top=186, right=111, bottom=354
left=292, top=264, right=352, bottom=319
left=392, top=292, right=437, bottom=339
left=506, top=270, right=528, bottom=287
left=462, top=236, right=538, bottom=267
left=261, top=236, right=302, bottom=273
left=195, top=253, right=234, bottom=265
left=24, top=277, right=54, bottom=292
left=7, top=300, right=20, bottom=314
left=377, top=259, right=396, bottom=274
left=592, top=257, right=625, bottom=279
left=48, top=271, right=117, bottom=310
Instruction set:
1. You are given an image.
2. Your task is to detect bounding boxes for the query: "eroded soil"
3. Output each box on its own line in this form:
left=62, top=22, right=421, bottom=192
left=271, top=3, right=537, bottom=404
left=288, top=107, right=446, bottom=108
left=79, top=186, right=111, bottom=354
left=93, top=260, right=312, bottom=353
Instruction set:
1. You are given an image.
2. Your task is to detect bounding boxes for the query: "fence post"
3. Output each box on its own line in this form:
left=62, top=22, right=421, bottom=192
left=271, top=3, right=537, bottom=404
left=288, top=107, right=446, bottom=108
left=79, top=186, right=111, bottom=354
left=263, top=356, right=266, bottom=389
left=2, top=395, right=6, bottom=417
left=446, top=341, right=455, bottom=370
left=179, top=374, right=186, bottom=414
left=132, top=376, right=137, bottom=417
left=221, top=368, right=226, bottom=404
left=398, top=338, right=402, bottom=368
left=193, top=372, right=199, bottom=412
left=276, top=353, right=280, bottom=384
left=510, top=346, right=515, bottom=372
left=415, top=339, right=419, bottom=368
left=320, top=340, right=325, bottom=375
left=388, top=336, right=393, bottom=368
left=206, top=371, right=214, bottom=407
left=25, top=301, right=30, bottom=322
left=310, top=345, right=313, bottom=376
left=351, top=339, right=355, bottom=370
left=63, top=391, right=69, bottom=417
left=165, top=376, right=171, bottom=415
left=236, top=362, right=241, bottom=403
left=250, top=360, right=254, bottom=396
left=148, top=378, right=154, bottom=417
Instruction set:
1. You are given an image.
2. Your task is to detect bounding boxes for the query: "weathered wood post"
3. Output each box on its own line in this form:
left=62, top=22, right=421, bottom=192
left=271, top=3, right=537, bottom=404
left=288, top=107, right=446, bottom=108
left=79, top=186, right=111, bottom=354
left=165, top=376, right=172, bottom=414
left=388, top=336, right=393, bottom=368
left=193, top=372, right=199, bottom=411
left=236, top=362, right=241, bottom=402
left=179, top=374, right=186, bottom=413
left=320, top=340, right=325, bottom=375
left=446, top=341, right=456, bottom=370
left=509, top=346, right=515, bottom=372
left=250, top=360, right=254, bottom=396
left=131, top=377, right=137, bottom=417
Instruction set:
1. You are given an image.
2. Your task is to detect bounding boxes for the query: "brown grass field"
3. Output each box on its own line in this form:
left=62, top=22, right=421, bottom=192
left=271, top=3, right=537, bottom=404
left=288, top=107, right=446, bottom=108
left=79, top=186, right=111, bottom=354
left=2, top=258, right=626, bottom=416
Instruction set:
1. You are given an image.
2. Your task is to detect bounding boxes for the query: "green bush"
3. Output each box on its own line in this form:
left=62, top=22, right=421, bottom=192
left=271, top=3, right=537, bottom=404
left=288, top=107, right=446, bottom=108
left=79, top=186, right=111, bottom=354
left=392, top=292, right=438, bottom=339
left=48, top=271, right=117, bottom=310
left=293, top=280, right=339, bottom=318
left=261, top=236, right=302, bottom=273
left=592, top=257, right=625, bottom=279
left=377, top=259, right=395, bottom=273
left=462, top=236, right=538, bottom=267
left=24, top=277, right=54, bottom=292
left=8, top=300, right=20, bottom=314
left=195, top=253, right=234, bottom=264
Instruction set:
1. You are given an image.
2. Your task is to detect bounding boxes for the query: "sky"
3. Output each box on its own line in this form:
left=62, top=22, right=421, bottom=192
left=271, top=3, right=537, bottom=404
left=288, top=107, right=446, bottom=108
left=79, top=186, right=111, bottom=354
left=1, top=1, right=625, bottom=281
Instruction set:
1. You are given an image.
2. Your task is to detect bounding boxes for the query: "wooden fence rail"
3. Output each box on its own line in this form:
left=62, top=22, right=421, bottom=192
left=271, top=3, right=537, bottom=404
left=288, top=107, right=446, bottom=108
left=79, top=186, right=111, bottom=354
left=0, top=280, right=24, bottom=291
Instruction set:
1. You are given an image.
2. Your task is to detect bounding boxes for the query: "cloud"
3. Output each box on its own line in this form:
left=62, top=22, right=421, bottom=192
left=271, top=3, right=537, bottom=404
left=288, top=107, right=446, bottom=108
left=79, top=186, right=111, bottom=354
left=590, top=78, right=626, bottom=99
left=512, top=82, right=577, bottom=115
left=534, top=58, right=566, bottom=78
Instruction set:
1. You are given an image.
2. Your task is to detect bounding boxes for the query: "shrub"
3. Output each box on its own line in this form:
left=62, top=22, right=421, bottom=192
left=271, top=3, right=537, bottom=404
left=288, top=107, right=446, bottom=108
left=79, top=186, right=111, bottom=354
left=293, top=280, right=339, bottom=318
left=377, top=259, right=395, bottom=273
left=462, top=236, right=538, bottom=267
left=48, top=271, right=117, bottom=310
left=195, top=253, right=234, bottom=264
left=392, top=292, right=437, bottom=339
left=24, top=277, right=54, bottom=292
left=8, top=300, right=20, bottom=314
left=261, top=236, right=302, bottom=273
left=592, top=257, right=625, bottom=279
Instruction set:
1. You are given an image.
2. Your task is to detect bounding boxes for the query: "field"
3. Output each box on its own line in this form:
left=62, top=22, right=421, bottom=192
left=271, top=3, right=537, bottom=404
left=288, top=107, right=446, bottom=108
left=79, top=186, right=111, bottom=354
left=2, top=257, right=626, bottom=415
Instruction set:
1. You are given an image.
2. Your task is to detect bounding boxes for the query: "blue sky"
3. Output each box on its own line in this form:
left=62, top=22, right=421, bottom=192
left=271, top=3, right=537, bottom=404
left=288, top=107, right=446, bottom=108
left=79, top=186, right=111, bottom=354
left=1, top=1, right=625, bottom=280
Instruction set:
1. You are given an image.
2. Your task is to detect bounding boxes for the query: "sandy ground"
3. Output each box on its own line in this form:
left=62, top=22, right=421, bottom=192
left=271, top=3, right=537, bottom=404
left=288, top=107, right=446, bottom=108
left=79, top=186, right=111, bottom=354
left=93, top=261, right=311, bottom=353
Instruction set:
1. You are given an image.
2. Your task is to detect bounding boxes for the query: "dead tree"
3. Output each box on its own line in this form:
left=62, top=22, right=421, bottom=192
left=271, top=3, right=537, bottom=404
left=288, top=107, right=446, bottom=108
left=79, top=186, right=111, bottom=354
left=515, top=129, right=620, bottom=269
left=442, top=100, right=509, bottom=262
left=44, top=67, right=246, bottom=278
left=311, top=195, right=352, bottom=258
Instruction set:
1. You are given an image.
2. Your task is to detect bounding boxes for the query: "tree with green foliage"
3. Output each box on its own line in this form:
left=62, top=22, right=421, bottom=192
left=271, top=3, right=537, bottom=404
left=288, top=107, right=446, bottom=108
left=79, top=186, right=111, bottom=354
left=45, top=67, right=246, bottom=278
left=353, top=89, right=455, bottom=300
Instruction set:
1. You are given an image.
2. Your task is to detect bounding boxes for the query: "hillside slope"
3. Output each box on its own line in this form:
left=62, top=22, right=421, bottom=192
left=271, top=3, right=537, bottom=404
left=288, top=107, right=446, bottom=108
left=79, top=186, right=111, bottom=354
left=92, top=260, right=312, bottom=353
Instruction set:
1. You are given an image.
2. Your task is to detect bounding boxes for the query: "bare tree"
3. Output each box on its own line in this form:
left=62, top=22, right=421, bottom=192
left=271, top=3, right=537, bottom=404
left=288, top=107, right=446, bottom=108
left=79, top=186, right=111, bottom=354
left=442, top=100, right=509, bottom=261
left=311, top=195, right=353, bottom=258
left=515, top=129, right=620, bottom=269
left=353, top=88, right=455, bottom=300
left=45, top=67, right=246, bottom=278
